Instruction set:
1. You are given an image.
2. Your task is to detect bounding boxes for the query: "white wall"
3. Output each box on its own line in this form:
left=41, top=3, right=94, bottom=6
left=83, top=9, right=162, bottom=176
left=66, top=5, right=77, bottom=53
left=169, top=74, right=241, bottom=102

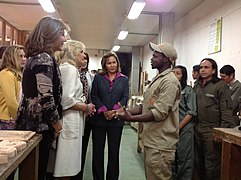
left=88, top=0, right=241, bottom=84
left=85, top=49, right=104, bottom=71
left=142, top=38, right=158, bottom=80
left=142, top=0, right=241, bottom=84
left=174, top=0, right=241, bottom=84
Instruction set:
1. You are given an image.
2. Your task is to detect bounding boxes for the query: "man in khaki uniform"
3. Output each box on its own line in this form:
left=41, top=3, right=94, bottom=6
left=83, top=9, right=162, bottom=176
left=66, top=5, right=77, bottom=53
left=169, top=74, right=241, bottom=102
left=118, top=42, right=181, bottom=180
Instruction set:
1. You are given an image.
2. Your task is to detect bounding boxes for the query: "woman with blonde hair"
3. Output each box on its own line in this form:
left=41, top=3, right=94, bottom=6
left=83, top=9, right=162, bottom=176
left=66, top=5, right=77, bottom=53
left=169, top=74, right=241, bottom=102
left=0, top=45, right=26, bottom=129
left=54, top=40, right=95, bottom=179
left=71, top=52, right=94, bottom=180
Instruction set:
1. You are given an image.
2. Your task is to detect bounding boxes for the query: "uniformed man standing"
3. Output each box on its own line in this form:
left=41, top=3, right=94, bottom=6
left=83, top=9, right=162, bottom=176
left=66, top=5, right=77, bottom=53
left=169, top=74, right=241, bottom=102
left=220, top=65, right=241, bottom=126
left=193, top=58, right=236, bottom=180
left=117, top=42, right=181, bottom=180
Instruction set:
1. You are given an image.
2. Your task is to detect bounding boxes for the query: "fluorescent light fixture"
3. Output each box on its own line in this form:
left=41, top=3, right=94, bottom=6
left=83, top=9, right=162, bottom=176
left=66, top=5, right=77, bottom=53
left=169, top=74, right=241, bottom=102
left=38, top=0, right=56, bottom=13
left=127, top=0, right=146, bottom=20
left=112, top=45, right=120, bottom=52
left=118, top=30, right=129, bottom=40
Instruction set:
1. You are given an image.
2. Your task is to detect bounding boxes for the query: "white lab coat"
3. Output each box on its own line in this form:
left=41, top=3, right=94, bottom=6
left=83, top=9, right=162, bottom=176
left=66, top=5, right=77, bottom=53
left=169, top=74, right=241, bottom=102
left=54, top=62, right=85, bottom=177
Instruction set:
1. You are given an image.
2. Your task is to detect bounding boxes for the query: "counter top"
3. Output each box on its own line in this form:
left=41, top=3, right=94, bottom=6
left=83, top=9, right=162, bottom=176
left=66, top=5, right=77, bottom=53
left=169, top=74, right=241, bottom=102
left=213, top=127, right=241, bottom=146
left=0, top=133, right=42, bottom=179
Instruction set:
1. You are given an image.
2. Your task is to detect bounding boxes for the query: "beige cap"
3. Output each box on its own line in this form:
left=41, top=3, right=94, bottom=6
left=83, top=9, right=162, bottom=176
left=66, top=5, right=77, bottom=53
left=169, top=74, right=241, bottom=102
left=149, top=42, right=178, bottom=63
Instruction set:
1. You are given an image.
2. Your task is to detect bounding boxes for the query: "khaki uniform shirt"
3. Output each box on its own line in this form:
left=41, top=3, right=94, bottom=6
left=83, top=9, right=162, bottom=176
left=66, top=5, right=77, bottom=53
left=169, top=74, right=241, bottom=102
left=142, top=68, right=181, bottom=151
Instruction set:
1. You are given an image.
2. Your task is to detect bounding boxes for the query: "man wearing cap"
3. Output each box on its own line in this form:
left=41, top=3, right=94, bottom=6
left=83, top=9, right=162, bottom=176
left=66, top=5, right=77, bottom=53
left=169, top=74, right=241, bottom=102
left=117, top=42, right=181, bottom=179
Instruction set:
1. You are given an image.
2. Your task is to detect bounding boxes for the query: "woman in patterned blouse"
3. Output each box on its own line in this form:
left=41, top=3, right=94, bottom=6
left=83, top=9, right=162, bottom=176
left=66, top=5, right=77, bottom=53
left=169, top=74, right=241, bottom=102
left=15, top=16, right=69, bottom=180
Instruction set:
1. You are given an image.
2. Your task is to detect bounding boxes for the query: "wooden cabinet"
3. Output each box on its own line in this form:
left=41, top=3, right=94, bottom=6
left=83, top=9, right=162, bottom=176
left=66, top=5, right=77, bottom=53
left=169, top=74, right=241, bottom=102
left=212, top=128, right=241, bottom=180
left=0, top=17, right=28, bottom=46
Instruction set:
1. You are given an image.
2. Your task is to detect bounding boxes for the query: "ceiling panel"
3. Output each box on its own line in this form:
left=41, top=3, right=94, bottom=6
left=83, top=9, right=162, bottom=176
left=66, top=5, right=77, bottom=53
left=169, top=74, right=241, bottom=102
left=0, top=0, right=59, bottom=30
left=54, top=0, right=134, bottom=50
left=0, top=0, right=205, bottom=52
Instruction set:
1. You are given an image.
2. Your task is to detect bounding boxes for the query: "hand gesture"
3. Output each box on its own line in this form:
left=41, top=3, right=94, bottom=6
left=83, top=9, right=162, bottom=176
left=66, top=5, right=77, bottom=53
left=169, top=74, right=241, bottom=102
left=117, top=107, right=132, bottom=121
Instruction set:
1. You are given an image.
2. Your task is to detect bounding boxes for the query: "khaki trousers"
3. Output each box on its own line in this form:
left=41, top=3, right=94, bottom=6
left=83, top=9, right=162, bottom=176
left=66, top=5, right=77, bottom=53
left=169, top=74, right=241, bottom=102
left=144, top=146, right=175, bottom=180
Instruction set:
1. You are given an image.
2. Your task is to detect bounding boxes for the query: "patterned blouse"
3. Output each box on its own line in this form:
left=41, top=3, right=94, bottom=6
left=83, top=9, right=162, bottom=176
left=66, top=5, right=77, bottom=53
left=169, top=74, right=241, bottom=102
left=15, top=52, right=62, bottom=132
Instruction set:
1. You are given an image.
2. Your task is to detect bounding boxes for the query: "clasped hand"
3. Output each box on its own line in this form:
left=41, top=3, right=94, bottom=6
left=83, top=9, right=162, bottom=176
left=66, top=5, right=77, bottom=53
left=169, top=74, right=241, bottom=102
left=104, top=110, right=117, bottom=120
left=86, top=103, right=96, bottom=116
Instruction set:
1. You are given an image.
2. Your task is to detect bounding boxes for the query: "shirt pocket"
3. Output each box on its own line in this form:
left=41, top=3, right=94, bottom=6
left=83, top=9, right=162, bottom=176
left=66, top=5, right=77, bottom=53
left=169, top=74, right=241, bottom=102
left=205, top=93, right=218, bottom=107
left=204, top=96, right=219, bottom=122
left=205, top=97, right=217, bottom=107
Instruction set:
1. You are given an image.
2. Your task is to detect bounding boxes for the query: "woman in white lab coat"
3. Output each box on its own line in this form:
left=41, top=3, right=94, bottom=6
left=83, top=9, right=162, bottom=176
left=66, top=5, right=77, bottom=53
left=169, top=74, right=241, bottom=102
left=54, top=40, right=95, bottom=179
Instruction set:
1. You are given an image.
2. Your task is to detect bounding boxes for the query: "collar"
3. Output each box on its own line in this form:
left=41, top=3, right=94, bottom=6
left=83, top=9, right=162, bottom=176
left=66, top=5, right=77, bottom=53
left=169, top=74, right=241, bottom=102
left=155, top=68, right=173, bottom=79
left=228, top=79, right=236, bottom=86
left=104, top=72, right=124, bottom=81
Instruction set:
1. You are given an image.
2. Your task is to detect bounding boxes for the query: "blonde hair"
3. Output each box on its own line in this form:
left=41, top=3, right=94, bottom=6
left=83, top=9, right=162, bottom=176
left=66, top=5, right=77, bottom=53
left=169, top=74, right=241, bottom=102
left=60, top=40, right=85, bottom=67
left=0, top=45, right=24, bottom=80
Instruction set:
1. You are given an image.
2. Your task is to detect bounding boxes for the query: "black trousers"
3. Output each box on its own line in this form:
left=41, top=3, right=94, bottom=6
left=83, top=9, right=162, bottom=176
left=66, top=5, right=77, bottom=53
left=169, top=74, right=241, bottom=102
left=38, top=130, right=54, bottom=180
left=71, top=120, right=92, bottom=180
left=92, top=125, right=123, bottom=180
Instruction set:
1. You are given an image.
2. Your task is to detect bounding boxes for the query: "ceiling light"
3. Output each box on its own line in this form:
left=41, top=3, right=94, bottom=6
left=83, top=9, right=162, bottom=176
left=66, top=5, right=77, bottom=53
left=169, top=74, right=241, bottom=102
left=118, top=30, right=129, bottom=40
left=112, top=45, right=120, bottom=52
left=38, top=0, right=56, bottom=13
left=127, top=0, right=146, bottom=20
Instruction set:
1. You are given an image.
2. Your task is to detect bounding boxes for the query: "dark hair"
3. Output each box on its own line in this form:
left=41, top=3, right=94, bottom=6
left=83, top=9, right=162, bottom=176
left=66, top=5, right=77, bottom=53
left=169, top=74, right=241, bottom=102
left=193, top=65, right=200, bottom=72
left=199, top=58, right=220, bottom=83
left=0, top=46, right=7, bottom=59
left=82, top=52, right=89, bottom=72
left=25, top=16, right=69, bottom=57
left=91, top=69, right=97, bottom=74
left=101, top=51, right=121, bottom=75
left=220, top=65, right=235, bottom=77
left=174, top=65, right=187, bottom=90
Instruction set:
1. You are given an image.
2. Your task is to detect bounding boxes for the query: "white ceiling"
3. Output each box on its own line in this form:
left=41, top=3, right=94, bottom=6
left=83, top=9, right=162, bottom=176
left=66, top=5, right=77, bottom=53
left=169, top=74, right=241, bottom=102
left=0, top=0, right=204, bottom=52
